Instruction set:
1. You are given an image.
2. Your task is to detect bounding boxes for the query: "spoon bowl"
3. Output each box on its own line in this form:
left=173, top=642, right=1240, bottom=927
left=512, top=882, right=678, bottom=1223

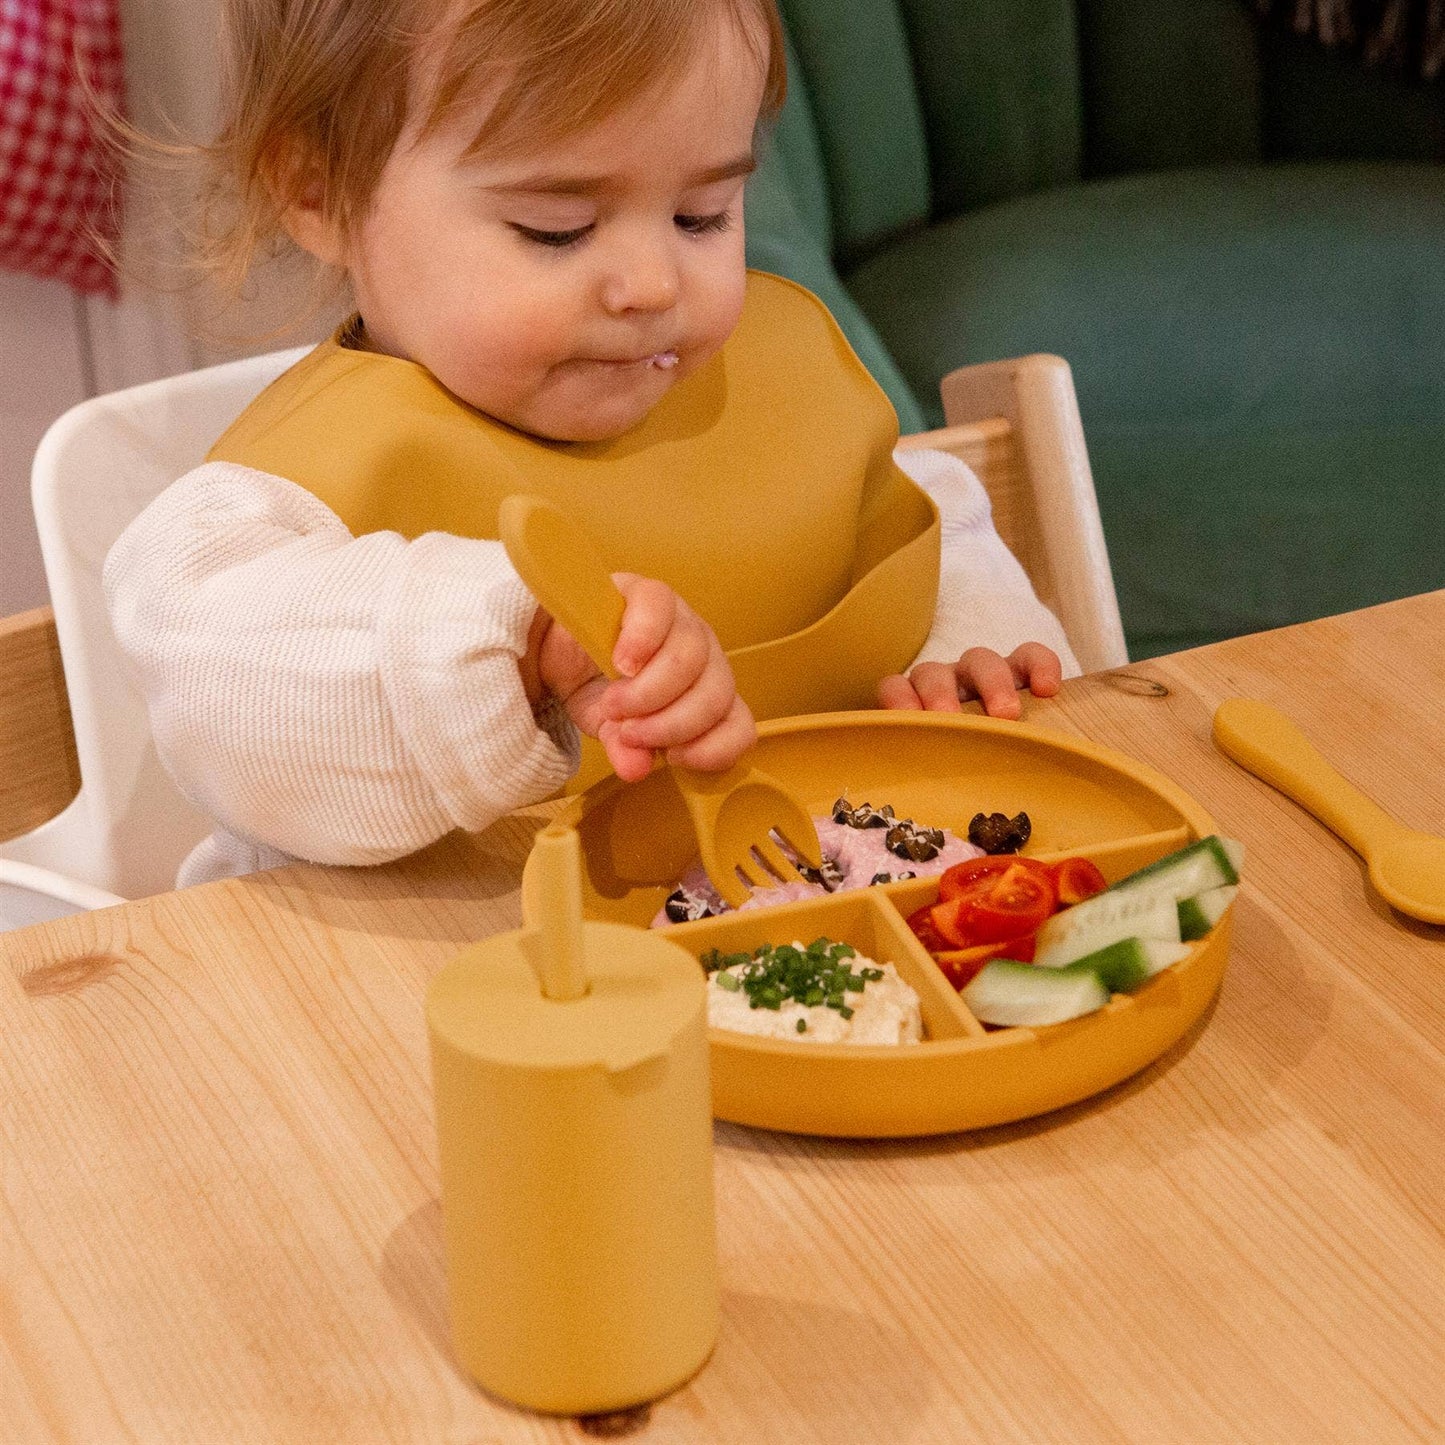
left=1369, top=831, right=1445, bottom=924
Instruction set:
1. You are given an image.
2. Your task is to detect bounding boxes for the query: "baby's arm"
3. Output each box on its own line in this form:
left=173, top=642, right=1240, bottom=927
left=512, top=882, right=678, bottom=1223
left=104, top=461, right=583, bottom=870
left=882, top=447, right=1081, bottom=715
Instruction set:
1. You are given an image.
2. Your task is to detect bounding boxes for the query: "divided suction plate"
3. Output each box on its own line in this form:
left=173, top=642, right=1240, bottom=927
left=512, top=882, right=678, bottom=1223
left=558, top=712, right=1232, bottom=1137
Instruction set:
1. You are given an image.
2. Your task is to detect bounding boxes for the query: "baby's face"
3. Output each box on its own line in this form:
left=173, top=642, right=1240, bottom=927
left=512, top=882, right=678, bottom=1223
left=341, top=19, right=766, bottom=441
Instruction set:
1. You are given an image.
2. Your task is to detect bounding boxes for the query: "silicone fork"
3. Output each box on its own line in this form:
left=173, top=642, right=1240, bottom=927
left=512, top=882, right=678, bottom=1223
left=499, top=494, right=823, bottom=908
left=1214, top=696, right=1445, bottom=924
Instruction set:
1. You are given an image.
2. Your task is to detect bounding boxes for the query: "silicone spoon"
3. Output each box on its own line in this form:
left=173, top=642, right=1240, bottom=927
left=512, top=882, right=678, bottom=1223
left=1213, top=696, right=1445, bottom=924
left=500, top=494, right=823, bottom=909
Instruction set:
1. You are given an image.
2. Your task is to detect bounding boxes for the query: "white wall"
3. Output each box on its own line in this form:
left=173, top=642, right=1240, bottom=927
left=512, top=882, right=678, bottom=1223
left=0, top=274, right=91, bottom=614
left=0, top=0, right=333, bottom=616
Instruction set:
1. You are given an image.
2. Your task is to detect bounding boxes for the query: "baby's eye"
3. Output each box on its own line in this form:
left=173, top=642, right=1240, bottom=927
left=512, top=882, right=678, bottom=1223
left=675, top=211, right=732, bottom=236
left=510, top=222, right=593, bottom=248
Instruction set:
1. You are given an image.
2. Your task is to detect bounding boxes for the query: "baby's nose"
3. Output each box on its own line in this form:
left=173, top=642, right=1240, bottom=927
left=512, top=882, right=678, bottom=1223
left=601, top=239, right=680, bottom=314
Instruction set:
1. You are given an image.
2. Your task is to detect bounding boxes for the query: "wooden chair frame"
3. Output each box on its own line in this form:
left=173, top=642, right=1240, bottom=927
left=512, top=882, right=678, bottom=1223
left=897, top=353, right=1127, bottom=677
left=0, top=606, right=80, bottom=848
left=0, top=352, right=1126, bottom=847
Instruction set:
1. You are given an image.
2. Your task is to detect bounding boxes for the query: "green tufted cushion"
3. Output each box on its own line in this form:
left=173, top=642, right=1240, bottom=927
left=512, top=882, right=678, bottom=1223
left=845, top=163, right=1445, bottom=656
left=745, top=139, right=928, bottom=435
left=766, top=25, right=833, bottom=252
left=897, top=0, right=1084, bottom=215
left=1076, top=0, right=1263, bottom=174
left=1260, top=26, right=1445, bottom=163
left=774, top=0, right=931, bottom=262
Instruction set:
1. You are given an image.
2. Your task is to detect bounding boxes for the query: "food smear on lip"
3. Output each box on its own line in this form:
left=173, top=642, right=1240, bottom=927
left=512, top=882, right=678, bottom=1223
left=653, top=797, right=983, bottom=927
left=701, top=938, right=923, bottom=1045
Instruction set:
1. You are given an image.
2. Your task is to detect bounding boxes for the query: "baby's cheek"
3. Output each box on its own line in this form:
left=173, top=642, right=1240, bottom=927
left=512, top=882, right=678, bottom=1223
left=692, top=258, right=749, bottom=355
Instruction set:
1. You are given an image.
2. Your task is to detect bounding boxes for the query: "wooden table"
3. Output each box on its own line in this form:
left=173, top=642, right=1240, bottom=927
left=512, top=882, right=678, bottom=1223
left=5, top=593, right=1445, bottom=1443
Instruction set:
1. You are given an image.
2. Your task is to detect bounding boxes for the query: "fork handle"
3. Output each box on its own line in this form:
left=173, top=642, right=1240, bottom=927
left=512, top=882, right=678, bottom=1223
left=499, top=495, right=624, bottom=680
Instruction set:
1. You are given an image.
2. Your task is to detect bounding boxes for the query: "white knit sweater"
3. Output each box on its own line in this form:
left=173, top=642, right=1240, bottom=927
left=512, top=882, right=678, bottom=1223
left=102, top=446, right=1078, bottom=886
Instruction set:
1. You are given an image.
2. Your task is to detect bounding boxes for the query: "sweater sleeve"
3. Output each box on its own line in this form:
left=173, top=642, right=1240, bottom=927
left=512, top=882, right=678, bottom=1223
left=893, top=448, right=1082, bottom=678
left=102, top=461, right=580, bottom=868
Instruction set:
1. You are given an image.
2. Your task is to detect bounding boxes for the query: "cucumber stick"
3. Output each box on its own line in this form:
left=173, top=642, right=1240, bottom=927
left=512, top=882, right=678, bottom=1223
left=1079, top=936, right=1191, bottom=991
left=962, top=937, right=1191, bottom=1027
left=961, top=837, right=1242, bottom=1027
left=1109, top=834, right=1240, bottom=904
left=1034, top=887, right=1180, bottom=967
left=962, top=959, right=1109, bottom=1026
left=1177, top=884, right=1238, bottom=942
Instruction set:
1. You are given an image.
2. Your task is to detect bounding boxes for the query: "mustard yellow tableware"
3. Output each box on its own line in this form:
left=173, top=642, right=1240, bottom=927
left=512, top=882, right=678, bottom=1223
left=499, top=494, right=822, bottom=907
left=558, top=710, right=1233, bottom=1137
left=1214, top=696, right=1445, bottom=924
left=427, top=824, right=717, bottom=1414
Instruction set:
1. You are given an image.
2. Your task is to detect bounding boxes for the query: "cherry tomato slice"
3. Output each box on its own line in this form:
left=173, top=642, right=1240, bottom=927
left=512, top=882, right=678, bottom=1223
left=927, top=896, right=972, bottom=949
left=1052, top=856, right=1108, bottom=907
left=938, top=854, right=1055, bottom=902
left=946, top=861, right=1057, bottom=944
left=932, top=942, right=1002, bottom=989
left=906, top=904, right=951, bottom=954
left=1000, top=933, right=1037, bottom=964
left=932, top=934, right=1038, bottom=989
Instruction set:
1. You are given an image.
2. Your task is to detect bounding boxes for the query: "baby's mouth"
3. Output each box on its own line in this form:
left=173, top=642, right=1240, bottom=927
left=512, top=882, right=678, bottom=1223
left=585, top=350, right=680, bottom=370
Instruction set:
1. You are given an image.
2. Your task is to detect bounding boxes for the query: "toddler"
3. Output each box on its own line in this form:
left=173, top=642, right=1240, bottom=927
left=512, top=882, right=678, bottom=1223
left=104, top=0, right=1078, bottom=887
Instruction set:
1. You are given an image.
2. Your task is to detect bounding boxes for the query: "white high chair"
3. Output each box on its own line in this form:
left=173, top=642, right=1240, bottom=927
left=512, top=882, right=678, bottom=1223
left=0, top=350, right=1126, bottom=930
left=0, top=347, right=307, bottom=929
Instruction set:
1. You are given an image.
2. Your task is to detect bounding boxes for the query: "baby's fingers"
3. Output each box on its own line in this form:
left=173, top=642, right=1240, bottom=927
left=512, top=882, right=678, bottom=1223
left=665, top=695, right=757, bottom=773
left=597, top=718, right=657, bottom=783
left=603, top=580, right=722, bottom=721
left=615, top=635, right=736, bottom=751
left=910, top=661, right=968, bottom=713
left=876, top=673, right=924, bottom=710
left=610, top=573, right=677, bottom=680
left=1008, top=642, right=1063, bottom=698
left=956, top=648, right=1024, bottom=719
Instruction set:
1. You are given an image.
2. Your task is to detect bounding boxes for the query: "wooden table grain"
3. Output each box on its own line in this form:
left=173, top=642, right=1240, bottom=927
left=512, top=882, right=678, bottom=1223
left=5, top=593, right=1445, bottom=1443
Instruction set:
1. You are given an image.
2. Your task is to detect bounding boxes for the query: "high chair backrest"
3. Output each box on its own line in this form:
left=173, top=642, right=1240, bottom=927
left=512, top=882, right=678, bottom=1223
left=896, top=353, right=1128, bottom=675
left=6, top=349, right=307, bottom=898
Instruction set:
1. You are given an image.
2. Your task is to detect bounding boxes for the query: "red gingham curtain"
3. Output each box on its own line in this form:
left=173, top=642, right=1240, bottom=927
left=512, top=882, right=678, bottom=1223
left=0, top=0, right=125, bottom=299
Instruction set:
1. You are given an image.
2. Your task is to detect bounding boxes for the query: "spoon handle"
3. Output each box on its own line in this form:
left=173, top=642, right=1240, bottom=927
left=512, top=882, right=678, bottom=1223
left=499, top=494, right=623, bottom=681
left=1213, top=698, right=1406, bottom=860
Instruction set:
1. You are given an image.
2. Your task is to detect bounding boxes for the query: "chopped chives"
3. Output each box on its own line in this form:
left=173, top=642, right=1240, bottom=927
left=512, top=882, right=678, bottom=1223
left=702, top=938, right=889, bottom=1019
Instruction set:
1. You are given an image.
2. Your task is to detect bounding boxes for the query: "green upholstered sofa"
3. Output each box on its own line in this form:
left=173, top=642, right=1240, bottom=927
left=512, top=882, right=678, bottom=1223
left=747, top=0, right=1445, bottom=658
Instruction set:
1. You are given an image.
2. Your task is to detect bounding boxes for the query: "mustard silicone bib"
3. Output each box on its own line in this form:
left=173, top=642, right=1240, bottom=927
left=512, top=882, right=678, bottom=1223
left=209, top=272, right=940, bottom=729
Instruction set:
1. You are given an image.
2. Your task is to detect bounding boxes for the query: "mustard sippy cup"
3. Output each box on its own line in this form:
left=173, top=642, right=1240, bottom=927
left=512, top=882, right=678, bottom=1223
left=426, top=823, right=718, bottom=1415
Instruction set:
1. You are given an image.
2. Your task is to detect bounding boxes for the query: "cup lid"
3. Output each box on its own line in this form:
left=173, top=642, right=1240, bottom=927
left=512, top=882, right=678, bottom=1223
left=427, top=921, right=704, bottom=1073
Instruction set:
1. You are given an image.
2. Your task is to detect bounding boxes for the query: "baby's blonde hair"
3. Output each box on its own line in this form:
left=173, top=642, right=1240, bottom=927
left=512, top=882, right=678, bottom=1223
left=201, top=0, right=787, bottom=298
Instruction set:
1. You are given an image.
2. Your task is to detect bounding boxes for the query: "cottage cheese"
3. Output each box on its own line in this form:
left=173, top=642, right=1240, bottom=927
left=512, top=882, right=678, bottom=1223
left=706, top=953, right=923, bottom=1045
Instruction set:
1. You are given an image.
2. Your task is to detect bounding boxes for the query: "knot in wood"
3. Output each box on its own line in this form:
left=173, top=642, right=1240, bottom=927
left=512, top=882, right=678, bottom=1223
left=1104, top=672, right=1170, bottom=698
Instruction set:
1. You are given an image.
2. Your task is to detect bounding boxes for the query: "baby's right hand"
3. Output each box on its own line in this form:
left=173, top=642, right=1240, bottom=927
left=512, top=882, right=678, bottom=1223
left=528, top=575, right=755, bottom=783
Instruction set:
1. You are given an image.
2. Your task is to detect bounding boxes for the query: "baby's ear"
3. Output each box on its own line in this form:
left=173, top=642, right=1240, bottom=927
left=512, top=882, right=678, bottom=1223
left=266, top=138, right=347, bottom=267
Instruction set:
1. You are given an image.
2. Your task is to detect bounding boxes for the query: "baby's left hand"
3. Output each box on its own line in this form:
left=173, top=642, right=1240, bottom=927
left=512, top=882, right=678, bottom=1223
left=877, top=643, right=1063, bottom=720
